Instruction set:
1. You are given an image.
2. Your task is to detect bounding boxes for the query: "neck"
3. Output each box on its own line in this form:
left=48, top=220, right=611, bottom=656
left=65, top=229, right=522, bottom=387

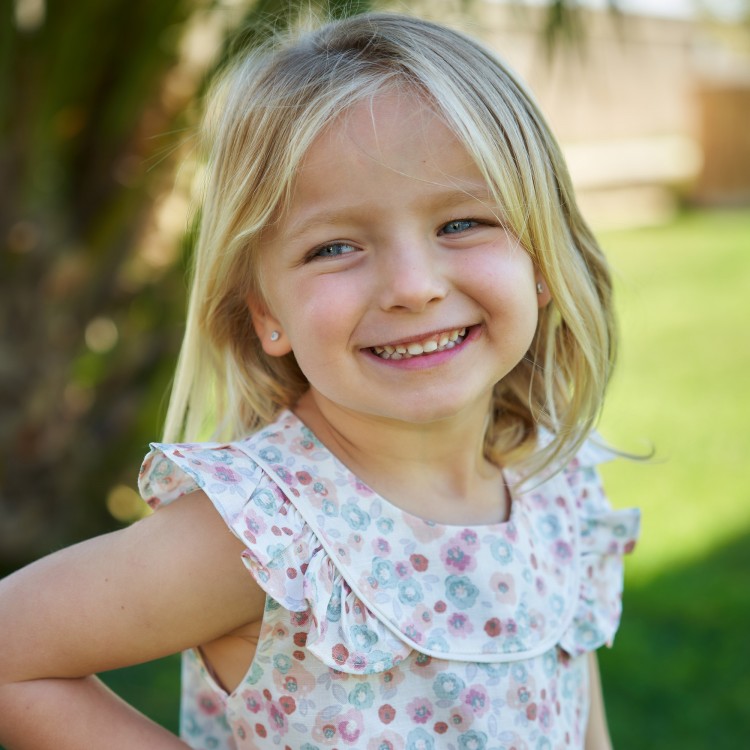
left=293, top=390, right=507, bottom=525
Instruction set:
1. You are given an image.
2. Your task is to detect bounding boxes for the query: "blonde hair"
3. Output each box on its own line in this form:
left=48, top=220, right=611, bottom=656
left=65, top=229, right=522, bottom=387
left=164, top=12, right=616, bottom=478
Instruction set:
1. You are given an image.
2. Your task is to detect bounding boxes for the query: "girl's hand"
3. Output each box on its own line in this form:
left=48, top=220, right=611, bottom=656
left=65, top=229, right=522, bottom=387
left=0, top=491, right=266, bottom=747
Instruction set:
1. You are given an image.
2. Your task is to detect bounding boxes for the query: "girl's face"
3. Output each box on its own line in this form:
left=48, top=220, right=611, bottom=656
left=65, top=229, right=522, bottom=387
left=250, top=90, right=548, bottom=429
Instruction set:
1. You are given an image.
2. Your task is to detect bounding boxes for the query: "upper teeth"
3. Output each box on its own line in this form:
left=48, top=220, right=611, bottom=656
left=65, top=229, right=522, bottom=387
left=372, top=328, right=467, bottom=359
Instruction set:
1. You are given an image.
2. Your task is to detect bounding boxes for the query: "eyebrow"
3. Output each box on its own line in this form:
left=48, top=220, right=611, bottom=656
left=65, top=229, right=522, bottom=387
left=283, top=184, right=498, bottom=239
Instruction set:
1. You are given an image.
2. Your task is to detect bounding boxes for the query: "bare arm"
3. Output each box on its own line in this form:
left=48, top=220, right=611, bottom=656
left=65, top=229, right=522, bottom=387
left=585, top=652, right=614, bottom=750
left=0, top=491, right=266, bottom=749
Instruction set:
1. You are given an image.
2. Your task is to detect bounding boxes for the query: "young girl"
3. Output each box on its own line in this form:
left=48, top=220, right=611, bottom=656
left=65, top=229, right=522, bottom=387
left=0, top=12, right=640, bottom=750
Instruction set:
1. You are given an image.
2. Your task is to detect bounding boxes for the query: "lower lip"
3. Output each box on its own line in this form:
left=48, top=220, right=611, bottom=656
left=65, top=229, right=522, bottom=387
left=363, top=326, right=479, bottom=370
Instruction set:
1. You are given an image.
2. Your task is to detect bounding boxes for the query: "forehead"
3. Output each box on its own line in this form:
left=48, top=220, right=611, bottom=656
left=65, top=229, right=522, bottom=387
left=301, top=89, right=480, bottom=186
left=270, top=90, right=493, bottom=238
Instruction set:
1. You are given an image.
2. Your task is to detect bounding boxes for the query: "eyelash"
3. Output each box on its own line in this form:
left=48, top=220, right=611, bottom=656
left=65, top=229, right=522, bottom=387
left=306, top=217, right=487, bottom=261
left=308, top=242, right=358, bottom=260
left=439, top=218, right=481, bottom=235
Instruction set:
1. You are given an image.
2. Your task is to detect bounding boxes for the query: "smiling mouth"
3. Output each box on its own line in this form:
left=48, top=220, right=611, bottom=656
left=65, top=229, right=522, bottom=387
left=370, top=327, right=469, bottom=360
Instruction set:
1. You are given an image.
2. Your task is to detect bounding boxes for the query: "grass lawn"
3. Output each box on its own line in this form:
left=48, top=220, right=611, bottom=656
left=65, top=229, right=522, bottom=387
left=596, top=208, right=750, bottom=747
left=96, top=208, right=750, bottom=745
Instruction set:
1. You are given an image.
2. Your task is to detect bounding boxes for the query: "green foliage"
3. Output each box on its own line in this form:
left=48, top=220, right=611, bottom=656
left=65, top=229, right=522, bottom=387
left=597, top=208, right=750, bottom=746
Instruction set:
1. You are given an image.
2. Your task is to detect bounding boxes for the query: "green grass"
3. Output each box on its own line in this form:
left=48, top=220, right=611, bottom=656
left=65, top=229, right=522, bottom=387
left=98, top=208, right=750, bottom=746
left=596, top=208, right=750, bottom=747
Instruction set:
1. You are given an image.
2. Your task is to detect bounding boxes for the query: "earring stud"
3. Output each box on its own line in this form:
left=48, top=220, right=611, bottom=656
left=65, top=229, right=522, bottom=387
left=536, top=282, right=544, bottom=295
left=270, top=331, right=280, bottom=342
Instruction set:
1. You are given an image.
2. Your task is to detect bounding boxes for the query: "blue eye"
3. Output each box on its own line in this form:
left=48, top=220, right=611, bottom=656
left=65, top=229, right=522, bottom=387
left=441, top=219, right=478, bottom=235
left=313, top=242, right=356, bottom=258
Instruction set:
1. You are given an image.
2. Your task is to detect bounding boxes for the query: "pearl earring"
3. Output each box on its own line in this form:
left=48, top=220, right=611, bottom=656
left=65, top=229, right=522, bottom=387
left=536, top=282, right=544, bottom=295
left=270, top=331, right=280, bottom=342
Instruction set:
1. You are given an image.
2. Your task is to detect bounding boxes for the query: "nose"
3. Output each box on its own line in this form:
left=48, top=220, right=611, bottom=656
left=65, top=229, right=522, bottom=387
left=377, top=239, right=448, bottom=312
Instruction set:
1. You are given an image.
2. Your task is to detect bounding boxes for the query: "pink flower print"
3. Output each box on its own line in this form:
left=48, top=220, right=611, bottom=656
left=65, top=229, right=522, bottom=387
left=196, top=690, right=222, bottom=716
left=553, top=539, right=574, bottom=564
left=395, top=560, right=410, bottom=578
left=243, top=513, right=267, bottom=545
left=312, top=713, right=339, bottom=744
left=367, top=730, right=405, bottom=750
left=338, top=709, right=364, bottom=744
left=448, top=705, right=475, bottom=732
left=380, top=668, right=405, bottom=692
left=242, top=689, right=263, bottom=714
left=410, top=553, right=429, bottom=572
left=458, top=528, right=480, bottom=549
left=267, top=701, right=289, bottom=735
left=332, top=643, right=349, bottom=666
left=461, top=684, right=491, bottom=717
left=447, top=612, right=474, bottom=637
left=348, top=532, right=365, bottom=551
left=212, top=464, right=240, bottom=483
left=441, top=540, right=476, bottom=573
left=373, top=537, right=392, bottom=555
left=403, top=621, right=424, bottom=643
left=406, top=697, right=434, bottom=725
left=403, top=513, right=446, bottom=543
left=490, top=572, right=517, bottom=604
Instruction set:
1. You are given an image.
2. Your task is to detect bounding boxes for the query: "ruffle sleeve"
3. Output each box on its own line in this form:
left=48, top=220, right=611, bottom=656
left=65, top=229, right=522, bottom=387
left=138, top=439, right=414, bottom=673
left=138, top=442, right=318, bottom=612
left=557, top=439, right=640, bottom=656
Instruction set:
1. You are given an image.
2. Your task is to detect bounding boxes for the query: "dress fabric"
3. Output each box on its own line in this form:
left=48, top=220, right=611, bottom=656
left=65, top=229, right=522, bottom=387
left=139, top=411, right=640, bottom=750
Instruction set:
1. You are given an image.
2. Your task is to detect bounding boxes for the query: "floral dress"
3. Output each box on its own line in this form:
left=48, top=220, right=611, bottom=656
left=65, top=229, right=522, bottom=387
left=139, top=411, right=640, bottom=750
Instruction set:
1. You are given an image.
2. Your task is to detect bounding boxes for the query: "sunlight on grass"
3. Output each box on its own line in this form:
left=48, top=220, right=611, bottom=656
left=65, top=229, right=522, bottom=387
left=596, top=209, right=750, bottom=582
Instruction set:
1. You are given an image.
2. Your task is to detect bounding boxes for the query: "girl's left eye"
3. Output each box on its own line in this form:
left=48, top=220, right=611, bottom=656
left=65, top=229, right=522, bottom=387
left=440, top=219, right=479, bottom=235
left=312, top=242, right=357, bottom=259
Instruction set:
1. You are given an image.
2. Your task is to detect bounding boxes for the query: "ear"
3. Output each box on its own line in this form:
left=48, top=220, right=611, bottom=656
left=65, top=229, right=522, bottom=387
left=535, top=275, right=552, bottom=309
left=247, top=295, right=292, bottom=357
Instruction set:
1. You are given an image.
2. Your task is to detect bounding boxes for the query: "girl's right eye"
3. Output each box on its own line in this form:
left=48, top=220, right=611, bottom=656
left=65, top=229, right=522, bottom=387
left=311, top=242, right=357, bottom=259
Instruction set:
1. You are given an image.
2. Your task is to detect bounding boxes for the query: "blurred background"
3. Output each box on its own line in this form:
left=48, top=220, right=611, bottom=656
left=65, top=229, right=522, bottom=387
left=1, top=0, right=749, bottom=747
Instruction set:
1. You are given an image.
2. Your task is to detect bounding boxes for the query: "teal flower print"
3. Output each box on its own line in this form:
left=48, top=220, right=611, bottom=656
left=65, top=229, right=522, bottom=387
left=406, top=727, right=434, bottom=750
left=349, top=623, right=379, bottom=651
left=348, top=682, right=375, bottom=709
left=252, top=488, right=278, bottom=516
left=341, top=502, right=371, bottom=531
left=444, top=575, right=479, bottom=610
left=398, top=577, right=424, bottom=605
left=433, top=672, right=466, bottom=701
left=372, top=557, right=398, bottom=588
left=490, top=537, right=514, bottom=564
left=457, top=729, right=488, bottom=750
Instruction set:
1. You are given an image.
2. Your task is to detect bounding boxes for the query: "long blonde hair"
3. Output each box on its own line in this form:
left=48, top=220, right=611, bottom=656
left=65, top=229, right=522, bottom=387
left=164, top=12, right=616, bottom=478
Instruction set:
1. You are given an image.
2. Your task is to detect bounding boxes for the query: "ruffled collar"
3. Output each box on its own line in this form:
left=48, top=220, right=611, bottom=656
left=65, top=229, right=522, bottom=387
left=235, top=411, right=581, bottom=666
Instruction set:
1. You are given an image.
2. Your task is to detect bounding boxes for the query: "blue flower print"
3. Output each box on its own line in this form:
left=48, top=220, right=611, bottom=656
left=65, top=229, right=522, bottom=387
left=433, top=672, right=466, bottom=701
left=372, top=557, right=398, bottom=588
left=350, top=623, right=379, bottom=651
left=273, top=653, right=293, bottom=674
left=458, top=730, right=488, bottom=750
left=321, top=498, right=338, bottom=517
left=252, top=488, right=278, bottom=516
left=326, top=591, right=342, bottom=622
left=300, top=744, right=321, bottom=750
left=406, top=727, right=435, bottom=750
left=258, top=446, right=282, bottom=463
left=341, top=502, right=371, bottom=531
left=490, top=537, right=514, bottom=564
left=376, top=517, right=394, bottom=534
left=538, top=514, right=561, bottom=539
left=348, top=682, right=375, bottom=709
left=444, top=575, right=479, bottom=610
left=398, top=577, right=424, bottom=605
